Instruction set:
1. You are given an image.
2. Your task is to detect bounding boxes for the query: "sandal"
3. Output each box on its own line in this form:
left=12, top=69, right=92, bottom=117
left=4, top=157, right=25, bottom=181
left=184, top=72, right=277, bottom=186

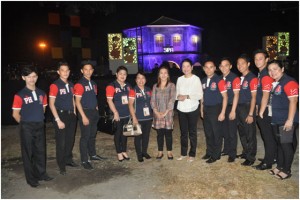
left=176, top=156, right=187, bottom=161
left=187, top=157, right=195, bottom=163
left=275, top=171, right=292, bottom=180
left=269, top=168, right=280, bottom=175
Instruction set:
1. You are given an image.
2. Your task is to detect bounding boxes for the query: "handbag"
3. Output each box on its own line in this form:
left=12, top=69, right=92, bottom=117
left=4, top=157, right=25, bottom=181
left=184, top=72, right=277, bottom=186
left=279, top=125, right=294, bottom=143
left=123, top=118, right=142, bottom=136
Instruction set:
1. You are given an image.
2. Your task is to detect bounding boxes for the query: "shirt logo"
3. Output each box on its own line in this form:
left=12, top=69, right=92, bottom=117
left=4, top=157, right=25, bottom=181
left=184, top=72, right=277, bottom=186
left=24, top=96, right=33, bottom=104
left=60, top=88, right=67, bottom=95
left=242, top=80, right=249, bottom=89
left=226, top=81, right=232, bottom=89
left=274, top=85, right=282, bottom=95
left=115, top=88, right=121, bottom=93
left=210, top=82, right=217, bottom=91
left=136, top=93, right=143, bottom=98
left=85, top=86, right=91, bottom=91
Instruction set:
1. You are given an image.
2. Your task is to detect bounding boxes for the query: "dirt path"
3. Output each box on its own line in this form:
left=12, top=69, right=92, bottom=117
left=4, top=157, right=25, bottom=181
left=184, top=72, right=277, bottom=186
left=1, top=114, right=299, bottom=199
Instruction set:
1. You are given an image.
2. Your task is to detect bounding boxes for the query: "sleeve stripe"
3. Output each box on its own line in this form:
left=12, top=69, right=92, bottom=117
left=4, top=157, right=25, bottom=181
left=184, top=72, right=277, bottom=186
left=251, top=90, right=257, bottom=92
left=221, top=91, right=227, bottom=93
left=129, top=97, right=135, bottom=99
left=49, top=96, right=56, bottom=98
left=288, top=95, right=299, bottom=98
left=262, top=90, right=271, bottom=92
left=107, top=97, right=113, bottom=99
left=12, top=108, right=21, bottom=110
left=75, top=95, right=82, bottom=97
left=233, top=89, right=240, bottom=91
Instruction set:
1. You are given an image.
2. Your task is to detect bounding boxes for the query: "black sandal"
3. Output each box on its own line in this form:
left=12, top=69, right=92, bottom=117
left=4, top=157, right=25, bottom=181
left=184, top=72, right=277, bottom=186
left=269, top=168, right=280, bottom=175
left=275, top=171, right=292, bottom=180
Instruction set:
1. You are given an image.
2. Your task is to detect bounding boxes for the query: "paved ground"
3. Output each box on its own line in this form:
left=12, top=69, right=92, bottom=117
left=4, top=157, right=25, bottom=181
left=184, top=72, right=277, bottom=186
left=1, top=113, right=299, bottom=199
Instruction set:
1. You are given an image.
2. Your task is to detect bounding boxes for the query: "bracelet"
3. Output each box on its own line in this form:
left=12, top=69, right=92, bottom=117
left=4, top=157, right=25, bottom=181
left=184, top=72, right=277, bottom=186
left=55, top=117, right=60, bottom=121
left=248, top=115, right=253, bottom=117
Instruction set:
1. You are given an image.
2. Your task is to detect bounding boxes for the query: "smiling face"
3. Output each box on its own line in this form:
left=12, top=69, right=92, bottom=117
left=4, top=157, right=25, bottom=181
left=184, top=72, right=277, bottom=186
left=158, top=68, right=169, bottom=82
left=219, top=60, right=232, bottom=76
left=81, top=64, right=94, bottom=80
left=254, top=53, right=269, bottom=71
left=116, top=69, right=127, bottom=83
left=136, top=73, right=146, bottom=88
left=237, top=58, right=250, bottom=75
left=22, top=72, right=38, bottom=88
left=57, top=65, right=70, bottom=81
left=181, top=61, right=193, bottom=76
left=268, top=63, right=284, bottom=81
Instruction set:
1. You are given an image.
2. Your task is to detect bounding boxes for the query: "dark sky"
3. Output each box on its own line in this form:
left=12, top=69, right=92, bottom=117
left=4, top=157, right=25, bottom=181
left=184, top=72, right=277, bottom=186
left=1, top=1, right=299, bottom=67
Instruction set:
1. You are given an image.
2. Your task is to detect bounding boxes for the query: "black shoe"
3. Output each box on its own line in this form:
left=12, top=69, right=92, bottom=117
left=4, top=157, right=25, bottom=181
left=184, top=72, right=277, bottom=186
left=156, top=154, right=164, bottom=159
left=90, top=155, right=107, bottom=161
left=241, top=160, right=254, bottom=166
left=206, top=157, right=217, bottom=163
left=253, top=162, right=272, bottom=170
left=142, top=153, right=152, bottom=159
left=201, top=154, right=211, bottom=160
left=82, top=162, right=94, bottom=170
left=60, top=170, right=67, bottom=175
left=168, top=156, right=174, bottom=160
left=66, top=161, right=79, bottom=167
left=228, top=157, right=235, bottom=163
left=123, top=156, right=130, bottom=161
left=237, top=154, right=246, bottom=159
left=221, top=152, right=228, bottom=156
left=29, top=182, right=40, bottom=188
left=39, top=175, right=53, bottom=181
left=137, top=156, right=144, bottom=162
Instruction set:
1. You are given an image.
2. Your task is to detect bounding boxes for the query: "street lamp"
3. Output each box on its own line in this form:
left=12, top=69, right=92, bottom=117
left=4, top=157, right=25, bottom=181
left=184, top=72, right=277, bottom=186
left=38, top=42, right=47, bottom=64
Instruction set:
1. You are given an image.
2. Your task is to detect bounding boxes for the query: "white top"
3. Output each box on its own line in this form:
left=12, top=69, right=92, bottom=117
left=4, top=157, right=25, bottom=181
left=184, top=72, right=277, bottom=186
left=176, top=74, right=203, bottom=112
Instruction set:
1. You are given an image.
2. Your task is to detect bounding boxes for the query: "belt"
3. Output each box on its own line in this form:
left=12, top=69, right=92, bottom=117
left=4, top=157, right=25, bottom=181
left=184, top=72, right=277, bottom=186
left=57, top=109, right=74, bottom=114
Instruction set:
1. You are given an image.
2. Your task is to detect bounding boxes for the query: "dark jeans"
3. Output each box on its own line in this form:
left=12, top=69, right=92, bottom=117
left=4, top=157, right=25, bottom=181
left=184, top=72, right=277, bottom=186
left=134, top=120, right=152, bottom=156
left=114, top=118, right=129, bottom=153
left=78, top=109, right=99, bottom=162
left=19, top=121, right=47, bottom=185
left=203, top=104, right=223, bottom=159
left=222, top=105, right=238, bottom=158
left=157, top=128, right=173, bottom=151
left=271, top=124, right=298, bottom=174
left=236, top=103, right=257, bottom=162
left=53, top=111, right=77, bottom=171
left=178, top=107, right=199, bottom=157
left=256, top=106, right=277, bottom=165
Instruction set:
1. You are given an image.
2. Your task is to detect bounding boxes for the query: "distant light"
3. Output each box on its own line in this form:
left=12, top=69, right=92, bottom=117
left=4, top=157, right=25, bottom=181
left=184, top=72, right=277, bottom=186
left=39, top=42, right=47, bottom=49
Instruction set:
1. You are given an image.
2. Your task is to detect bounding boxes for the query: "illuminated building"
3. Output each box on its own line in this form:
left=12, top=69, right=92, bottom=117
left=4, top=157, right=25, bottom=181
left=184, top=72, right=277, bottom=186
left=262, top=36, right=278, bottom=60
left=275, top=32, right=290, bottom=57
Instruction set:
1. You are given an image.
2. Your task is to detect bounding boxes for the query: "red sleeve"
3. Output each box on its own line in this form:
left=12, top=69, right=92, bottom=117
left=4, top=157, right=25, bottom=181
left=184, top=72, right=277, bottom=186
left=12, top=95, right=22, bottom=109
left=218, top=79, right=227, bottom=93
left=74, top=83, right=84, bottom=96
left=261, top=76, right=274, bottom=92
left=129, top=89, right=136, bottom=98
left=43, top=94, right=48, bottom=106
left=106, top=85, right=115, bottom=98
left=284, top=81, right=299, bottom=97
left=49, top=84, right=58, bottom=98
left=250, top=77, right=258, bottom=91
left=232, top=77, right=241, bottom=90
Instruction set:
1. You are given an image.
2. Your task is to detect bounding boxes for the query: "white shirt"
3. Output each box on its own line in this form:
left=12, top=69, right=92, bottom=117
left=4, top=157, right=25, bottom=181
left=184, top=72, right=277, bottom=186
left=176, top=74, right=203, bottom=112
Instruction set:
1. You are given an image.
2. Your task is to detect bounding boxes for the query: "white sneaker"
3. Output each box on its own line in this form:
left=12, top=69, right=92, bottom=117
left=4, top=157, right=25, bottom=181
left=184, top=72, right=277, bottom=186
left=187, top=157, right=195, bottom=163
left=177, top=156, right=187, bottom=161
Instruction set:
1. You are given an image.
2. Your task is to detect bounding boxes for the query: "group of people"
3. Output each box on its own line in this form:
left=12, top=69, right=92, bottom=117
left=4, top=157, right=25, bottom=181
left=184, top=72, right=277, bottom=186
left=12, top=49, right=298, bottom=188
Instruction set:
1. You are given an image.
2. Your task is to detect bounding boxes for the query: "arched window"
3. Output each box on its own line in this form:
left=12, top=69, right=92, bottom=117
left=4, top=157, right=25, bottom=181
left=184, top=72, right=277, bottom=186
left=155, top=34, right=164, bottom=47
left=172, top=34, right=181, bottom=47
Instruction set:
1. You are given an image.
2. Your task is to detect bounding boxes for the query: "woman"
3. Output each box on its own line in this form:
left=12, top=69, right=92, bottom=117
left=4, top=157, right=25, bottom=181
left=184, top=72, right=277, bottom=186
left=151, top=66, right=176, bottom=160
left=268, top=60, right=298, bottom=180
left=176, top=59, right=203, bottom=162
left=106, top=66, right=132, bottom=162
left=129, top=72, right=153, bottom=162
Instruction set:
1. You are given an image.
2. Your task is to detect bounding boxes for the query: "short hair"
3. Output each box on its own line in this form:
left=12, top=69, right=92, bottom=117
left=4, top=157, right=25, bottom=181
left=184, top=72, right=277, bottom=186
left=136, top=71, right=146, bottom=79
left=220, top=57, right=232, bottom=65
left=203, top=60, right=216, bottom=67
left=267, top=60, right=284, bottom=69
left=57, top=61, right=69, bottom=70
left=116, top=65, right=128, bottom=74
left=81, top=60, right=94, bottom=69
left=181, top=58, right=193, bottom=67
left=21, top=66, right=38, bottom=76
left=237, top=54, right=251, bottom=63
left=253, top=49, right=269, bottom=58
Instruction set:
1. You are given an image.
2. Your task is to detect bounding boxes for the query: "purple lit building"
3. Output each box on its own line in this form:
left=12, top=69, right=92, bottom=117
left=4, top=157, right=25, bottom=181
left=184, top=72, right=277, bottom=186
left=123, top=16, right=203, bottom=73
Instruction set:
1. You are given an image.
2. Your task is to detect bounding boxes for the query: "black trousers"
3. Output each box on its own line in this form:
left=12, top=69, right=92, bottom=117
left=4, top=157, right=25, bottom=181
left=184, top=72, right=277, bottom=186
left=221, top=105, right=238, bottom=158
left=236, top=103, right=257, bottom=162
left=157, top=128, right=173, bottom=151
left=78, top=109, right=99, bottom=162
left=203, top=104, right=223, bottom=159
left=134, top=120, right=152, bottom=156
left=19, top=121, right=47, bottom=185
left=271, top=124, right=298, bottom=174
left=256, top=106, right=277, bottom=165
left=53, top=111, right=77, bottom=171
left=114, top=117, right=129, bottom=153
left=178, top=107, right=199, bottom=157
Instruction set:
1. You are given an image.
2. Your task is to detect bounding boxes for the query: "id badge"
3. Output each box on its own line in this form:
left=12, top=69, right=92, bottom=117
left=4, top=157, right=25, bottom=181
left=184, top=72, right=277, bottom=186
left=268, top=105, right=272, bottom=117
left=143, top=107, right=150, bottom=116
left=122, top=96, right=128, bottom=104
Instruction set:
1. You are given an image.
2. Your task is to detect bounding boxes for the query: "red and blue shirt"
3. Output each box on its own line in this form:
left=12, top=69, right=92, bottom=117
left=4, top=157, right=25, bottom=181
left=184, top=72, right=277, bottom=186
left=49, top=78, right=74, bottom=110
left=222, top=72, right=240, bottom=105
left=12, top=87, right=47, bottom=122
left=202, top=74, right=227, bottom=106
left=256, top=67, right=274, bottom=105
left=74, top=77, right=98, bottom=109
left=238, top=72, right=258, bottom=104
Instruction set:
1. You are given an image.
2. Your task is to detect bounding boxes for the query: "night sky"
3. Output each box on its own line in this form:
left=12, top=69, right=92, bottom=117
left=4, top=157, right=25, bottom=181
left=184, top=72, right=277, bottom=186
left=1, top=1, right=299, bottom=68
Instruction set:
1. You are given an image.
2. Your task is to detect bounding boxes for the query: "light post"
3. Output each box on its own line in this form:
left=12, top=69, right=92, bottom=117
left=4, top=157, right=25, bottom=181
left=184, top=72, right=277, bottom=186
left=38, top=42, right=47, bottom=65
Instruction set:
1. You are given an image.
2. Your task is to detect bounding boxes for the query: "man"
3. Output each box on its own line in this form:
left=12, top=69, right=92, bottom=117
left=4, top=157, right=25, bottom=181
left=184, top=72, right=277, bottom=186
left=12, top=66, right=53, bottom=188
left=219, top=57, right=240, bottom=162
left=253, top=49, right=277, bottom=170
left=74, top=60, right=107, bottom=170
left=201, top=60, right=228, bottom=163
left=236, top=54, right=258, bottom=166
left=49, top=61, right=78, bottom=175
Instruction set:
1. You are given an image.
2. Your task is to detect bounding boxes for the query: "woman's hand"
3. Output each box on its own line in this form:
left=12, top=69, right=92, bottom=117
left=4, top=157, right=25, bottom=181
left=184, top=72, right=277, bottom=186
left=132, top=117, right=138, bottom=125
left=113, top=112, right=120, bottom=121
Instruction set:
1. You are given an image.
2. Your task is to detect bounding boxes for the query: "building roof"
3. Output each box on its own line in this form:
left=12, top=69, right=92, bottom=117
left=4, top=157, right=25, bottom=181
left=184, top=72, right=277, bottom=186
left=149, top=16, right=188, bottom=25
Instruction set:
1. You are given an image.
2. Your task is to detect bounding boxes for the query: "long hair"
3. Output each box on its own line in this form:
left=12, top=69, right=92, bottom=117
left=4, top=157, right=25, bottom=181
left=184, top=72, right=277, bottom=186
left=157, top=66, right=170, bottom=88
